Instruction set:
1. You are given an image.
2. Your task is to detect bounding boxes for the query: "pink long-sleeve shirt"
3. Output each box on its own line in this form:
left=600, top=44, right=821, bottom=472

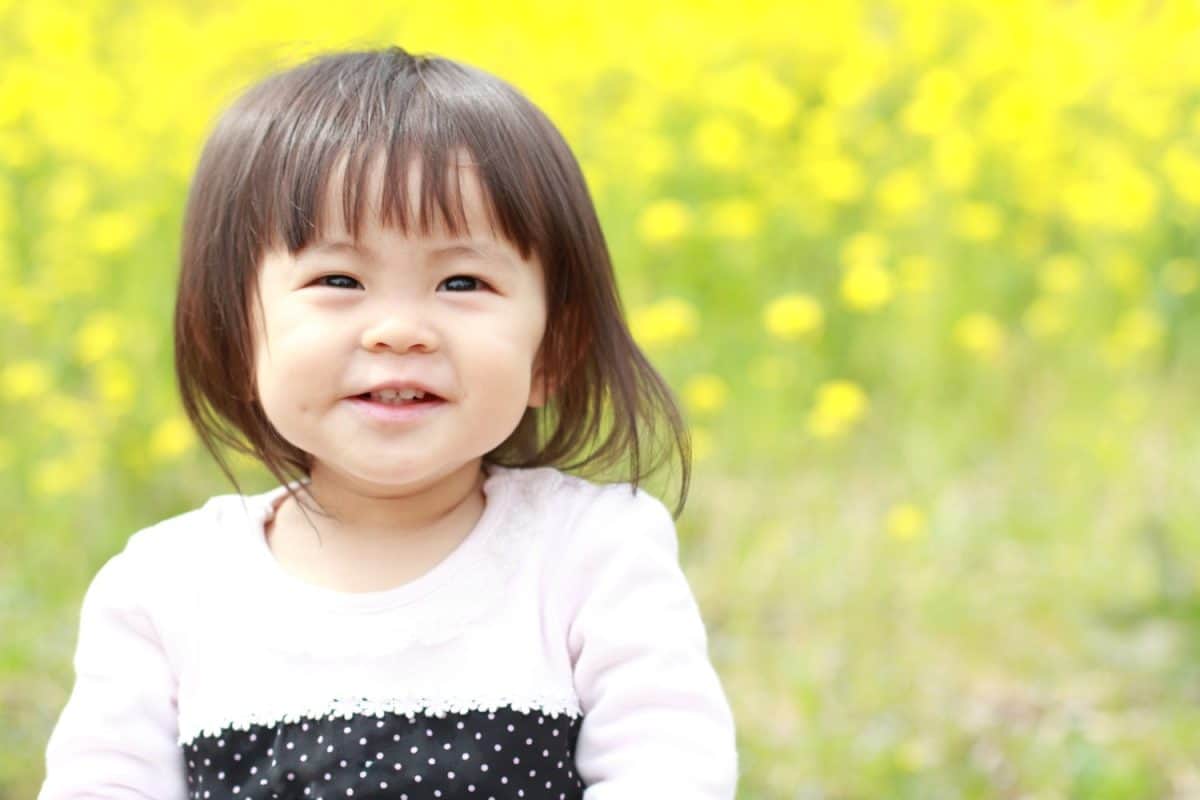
left=39, top=464, right=738, bottom=799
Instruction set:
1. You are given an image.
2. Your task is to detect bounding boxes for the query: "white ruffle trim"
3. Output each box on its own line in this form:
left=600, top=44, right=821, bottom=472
left=178, top=691, right=582, bottom=745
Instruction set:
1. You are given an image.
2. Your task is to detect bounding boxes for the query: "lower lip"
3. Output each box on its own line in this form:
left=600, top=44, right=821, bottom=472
left=347, top=396, right=446, bottom=423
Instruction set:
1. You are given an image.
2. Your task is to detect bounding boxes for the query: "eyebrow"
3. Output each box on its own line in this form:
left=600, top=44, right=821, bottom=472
left=303, top=238, right=515, bottom=268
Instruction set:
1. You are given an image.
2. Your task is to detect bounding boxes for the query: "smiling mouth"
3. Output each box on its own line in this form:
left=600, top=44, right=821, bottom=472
left=355, top=392, right=445, bottom=405
left=347, top=394, right=447, bottom=423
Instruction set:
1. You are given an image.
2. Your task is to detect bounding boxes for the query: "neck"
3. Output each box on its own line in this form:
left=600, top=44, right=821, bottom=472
left=294, top=459, right=486, bottom=541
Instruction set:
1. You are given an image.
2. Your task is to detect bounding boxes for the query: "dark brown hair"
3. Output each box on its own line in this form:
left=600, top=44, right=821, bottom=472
left=174, top=47, right=691, bottom=516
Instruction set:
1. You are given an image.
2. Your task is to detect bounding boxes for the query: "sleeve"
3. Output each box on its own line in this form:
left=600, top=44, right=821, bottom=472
left=561, top=487, right=739, bottom=798
left=38, top=550, right=187, bottom=800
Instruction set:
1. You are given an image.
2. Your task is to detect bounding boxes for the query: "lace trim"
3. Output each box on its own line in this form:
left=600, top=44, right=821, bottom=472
left=178, top=692, right=582, bottom=744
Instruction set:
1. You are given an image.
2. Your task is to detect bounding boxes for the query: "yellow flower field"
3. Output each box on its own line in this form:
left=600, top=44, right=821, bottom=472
left=4, top=0, right=1200, bottom=796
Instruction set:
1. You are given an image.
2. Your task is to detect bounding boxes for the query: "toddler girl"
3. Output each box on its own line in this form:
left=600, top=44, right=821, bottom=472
left=40, top=47, right=737, bottom=799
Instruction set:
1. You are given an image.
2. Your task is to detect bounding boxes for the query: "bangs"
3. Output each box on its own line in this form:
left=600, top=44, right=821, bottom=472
left=234, top=53, right=551, bottom=260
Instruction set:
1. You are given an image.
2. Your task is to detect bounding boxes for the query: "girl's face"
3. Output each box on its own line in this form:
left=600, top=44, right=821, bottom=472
left=249, top=161, right=549, bottom=497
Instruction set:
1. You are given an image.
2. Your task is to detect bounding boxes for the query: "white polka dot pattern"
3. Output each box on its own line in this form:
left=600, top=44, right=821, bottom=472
left=183, top=706, right=583, bottom=799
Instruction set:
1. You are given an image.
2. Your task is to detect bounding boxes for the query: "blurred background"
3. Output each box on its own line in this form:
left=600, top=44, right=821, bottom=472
left=3, top=0, right=1200, bottom=797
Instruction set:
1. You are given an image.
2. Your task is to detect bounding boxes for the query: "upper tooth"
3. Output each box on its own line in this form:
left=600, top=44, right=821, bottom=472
left=373, top=388, right=425, bottom=401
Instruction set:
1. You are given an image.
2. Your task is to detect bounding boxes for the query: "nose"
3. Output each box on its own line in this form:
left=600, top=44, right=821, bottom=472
left=360, top=302, right=439, bottom=354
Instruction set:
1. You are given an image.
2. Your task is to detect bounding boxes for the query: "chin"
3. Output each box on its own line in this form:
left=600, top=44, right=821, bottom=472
left=344, top=463, right=473, bottom=489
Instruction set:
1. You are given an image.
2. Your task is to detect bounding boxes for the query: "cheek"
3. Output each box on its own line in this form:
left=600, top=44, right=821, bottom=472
left=479, top=334, right=539, bottom=377
left=256, top=307, right=343, bottom=374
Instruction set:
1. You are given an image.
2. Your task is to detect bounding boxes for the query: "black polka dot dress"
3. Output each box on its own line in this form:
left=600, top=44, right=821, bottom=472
left=184, top=708, right=583, bottom=799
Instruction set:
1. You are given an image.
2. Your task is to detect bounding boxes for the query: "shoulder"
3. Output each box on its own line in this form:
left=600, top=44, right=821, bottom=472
left=87, top=489, right=273, bottom=609
left=490, top=464, right=675, bottom=548
left=489, top=466, right=679, bottom=587
left=559, top=471, right=677, bottom=554
left=565, top=478, right=678, bottom=569
left=117, top=492, right=249, bottom=567
left=519, top=471, right=697, bottom=653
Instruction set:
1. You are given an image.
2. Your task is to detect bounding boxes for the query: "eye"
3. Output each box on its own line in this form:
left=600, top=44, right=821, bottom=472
left=313, top=274, right=362, bottom=290
left=439, top=275, right=491, bottom=292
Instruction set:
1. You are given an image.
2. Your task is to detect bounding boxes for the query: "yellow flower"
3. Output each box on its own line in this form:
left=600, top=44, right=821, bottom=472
left=149, top=416, right=196, bottom=462
left=36, top=393, right=99, bottom=437
left=37, top=232, right=102, bottom=295
left=1106, top=308, right=1165, bottom=363
left=808, top=380, right=868, bottom=438
left=954, top=313, right=1005, bottom=360
left=629, top=297, right=700, bottom=347
left=886, top=503, right=927, bottom=540
left=692, top=117, right=745, bottom=170
left=1109, top=89, right=1171, bottom=142
left=1103, top=253, right=1146, bottom=295
left=637, top=199, right=692, bottom=244
left=1060, top=177, right=1103, bottom=228
left=876, top=168, right=925, bottom=218
left=1039, top=254, right=1084, bottom=295
left=94, top=359, right=136, bottom=414
left=44, top=169, right=93, bottom=222
left=5, top=285, right=48, bottom=326
left=826, top=58, right=881, bottom=108
left=86, top=210, right=140, bottom=255
left=841, top=231, right=888, bottom=269
left=631, top=136, right=675, bottom=178
left=708, top=198, right=763, bottom=240
left=1111, top=163, right=1158, bottom=232
left=902, top=68, right=966, bottom=137
left=30, top=438, right=100, bottom=497
left=0, top=62, right=33, bottom=128
left=682, top=374, right=729, bottom=415
left=1162, top=145, right=1200, bottom=206
left=809, top=154, right=865, bottom=204
left=841, top=262, right=894, bottom=312
left=1062, top=153, right=1158, bottom=233
left=0, top=130, right=36, bottom=170
left=764, top=294, right=823, bottom=340
left=1162, top=258, right=1199, bottom=295
left=2, top=359, right=52, bottom=401
left=982, top=83, right=1045, bottom=146
left=32, top=456, right=87, bottom=497
left=954, top=202, right=1002, bottom=242
left=709, top=62, right=796, bottom=131
left=803, top=108, right=840, bottom=150
left=23, top=6, right=91, bottom=60
left=933, top=130, right=977, bottom=190
left=75, top=312, right=122, bottom=364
